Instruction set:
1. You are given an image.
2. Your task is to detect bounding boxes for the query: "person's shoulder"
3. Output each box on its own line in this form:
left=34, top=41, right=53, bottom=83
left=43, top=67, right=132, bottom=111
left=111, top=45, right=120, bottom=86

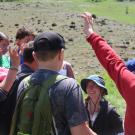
left=63, top=60, right=72, bottom=67
left=59, top=77, right=77, bottom=85
left=17, top=75, right=32, bottom=99
left=101, top=99, right=115, bottom=113
left=126, top=59, right=135, bottom=65
left=106, top=102, right=121, bottom=118
left=55, top=77, right=79, bottom=92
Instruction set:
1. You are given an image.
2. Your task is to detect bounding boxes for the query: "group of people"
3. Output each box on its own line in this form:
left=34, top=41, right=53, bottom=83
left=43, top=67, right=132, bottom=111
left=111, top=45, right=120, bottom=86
left=0, top=12, right=134, bottom=135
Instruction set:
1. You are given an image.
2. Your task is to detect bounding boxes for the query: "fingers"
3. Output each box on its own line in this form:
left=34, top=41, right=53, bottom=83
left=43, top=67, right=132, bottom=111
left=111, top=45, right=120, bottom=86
left=81, top=12, right=94, bottom=25
left=81, top=12, right=92, bottom=19
left=80, top=12, right=94, bottom=38
left=19, top=43, right=28, bottom=55
left=9, top=46, right=19, bottom=57
left=9, top=46, right=20, bottom=67
left=81, top=13, right=96, bottom=19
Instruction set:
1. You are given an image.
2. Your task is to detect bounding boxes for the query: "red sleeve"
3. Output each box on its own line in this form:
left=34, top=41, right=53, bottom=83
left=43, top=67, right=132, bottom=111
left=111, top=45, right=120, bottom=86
left=87, top=33, right=135, bottom=106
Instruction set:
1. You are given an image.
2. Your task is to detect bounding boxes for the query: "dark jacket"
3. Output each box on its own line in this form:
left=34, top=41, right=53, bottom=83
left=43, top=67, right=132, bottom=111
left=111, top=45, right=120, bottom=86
left=0, top=64, right=33, bottom=135
left=0, top=89, right=8, bottom=102
left=86, top=99, right=124, bottom=135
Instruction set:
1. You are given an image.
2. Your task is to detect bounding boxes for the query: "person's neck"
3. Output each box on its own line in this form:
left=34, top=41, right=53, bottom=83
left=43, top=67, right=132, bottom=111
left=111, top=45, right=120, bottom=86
left=38, top=61, right=60, bottom=71
left=24, top=62, right=37, bottom=71
left=88, top=99, right=100, bottom=114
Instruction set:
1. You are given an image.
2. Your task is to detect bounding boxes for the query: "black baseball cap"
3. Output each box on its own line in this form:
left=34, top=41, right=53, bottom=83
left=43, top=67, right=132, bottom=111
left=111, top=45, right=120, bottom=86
left=33, top=31, right=65, bottom=52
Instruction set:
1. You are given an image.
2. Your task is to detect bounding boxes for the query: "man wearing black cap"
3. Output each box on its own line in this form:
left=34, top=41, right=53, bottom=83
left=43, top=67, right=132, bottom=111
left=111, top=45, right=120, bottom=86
left=12, top=31, right=96, bottom=135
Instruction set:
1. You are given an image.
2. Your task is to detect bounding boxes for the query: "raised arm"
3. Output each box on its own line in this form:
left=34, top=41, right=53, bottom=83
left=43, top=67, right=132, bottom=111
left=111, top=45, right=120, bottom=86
left=0, top=47, right=20, bottom=101
left=81, top=12, right=135, bottom=105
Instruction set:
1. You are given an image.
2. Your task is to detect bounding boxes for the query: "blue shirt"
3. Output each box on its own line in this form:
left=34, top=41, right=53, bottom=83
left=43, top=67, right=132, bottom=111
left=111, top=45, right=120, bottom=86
left=17, top=64, right=34, bottom=75
left=18, top=69, right=88, bottom=135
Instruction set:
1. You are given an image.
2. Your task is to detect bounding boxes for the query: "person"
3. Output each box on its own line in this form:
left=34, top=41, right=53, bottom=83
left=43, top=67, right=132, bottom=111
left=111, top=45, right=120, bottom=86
left=11, top=31, right=96, bottom=135
left=81, top=74, right=124, bottom=135
left=125, top=58, right=135, bottom=73
left=0, top=46, right=20, bottom=102
left=17, top=41, right=38, bottom=97
left=15, top=26, right=35, bottom=64
left=28, top=30, right=36, bottom=41
left=81, top=12, right=135, bottom=135
left=59, top=60, right=75, bottom=78
left=0, top=41, right=38, bottom=135
left=15, top=26, right=35, bottom=47
left=0, top=32, right=10, bottom=68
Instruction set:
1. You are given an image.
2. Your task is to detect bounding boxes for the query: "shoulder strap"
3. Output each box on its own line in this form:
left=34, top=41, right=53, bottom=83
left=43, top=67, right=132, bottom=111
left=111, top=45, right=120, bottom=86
left=32, top=74, right=67, bottom=135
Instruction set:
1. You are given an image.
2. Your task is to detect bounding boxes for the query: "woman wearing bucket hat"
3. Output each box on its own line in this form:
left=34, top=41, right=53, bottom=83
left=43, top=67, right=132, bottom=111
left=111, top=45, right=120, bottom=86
left=81, top=75, right=124, bottom=135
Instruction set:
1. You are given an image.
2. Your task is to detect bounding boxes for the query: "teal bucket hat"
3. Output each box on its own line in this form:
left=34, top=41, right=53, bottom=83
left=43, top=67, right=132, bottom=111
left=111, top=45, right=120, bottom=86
left=81, top=74, right=108, bottom=95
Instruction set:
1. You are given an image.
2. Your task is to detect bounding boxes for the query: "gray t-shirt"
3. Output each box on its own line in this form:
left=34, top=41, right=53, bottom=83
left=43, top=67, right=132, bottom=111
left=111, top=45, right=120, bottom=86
left=18, top=69, right=88, bottom=135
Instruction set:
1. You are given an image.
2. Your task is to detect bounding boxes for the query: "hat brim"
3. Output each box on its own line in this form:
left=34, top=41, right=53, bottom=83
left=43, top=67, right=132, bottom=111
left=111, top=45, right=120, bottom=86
left=81, top=79, right=108, bottom=95
left=81, top=79, right=90, bottom=93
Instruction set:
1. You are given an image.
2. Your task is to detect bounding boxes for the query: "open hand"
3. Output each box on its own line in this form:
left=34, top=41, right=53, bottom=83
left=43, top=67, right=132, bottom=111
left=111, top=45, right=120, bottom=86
left=9, top=46, right=20, bottom=68
left=81, top=12, right=94, bottom=38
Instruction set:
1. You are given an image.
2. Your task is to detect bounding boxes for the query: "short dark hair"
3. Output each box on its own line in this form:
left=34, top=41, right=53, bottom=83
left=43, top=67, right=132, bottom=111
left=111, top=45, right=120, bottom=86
left=23, top=48, right=34, bottom=63
left=35, top=50, right=60, bottom=61
left=15, top=27, right=33, bottom=40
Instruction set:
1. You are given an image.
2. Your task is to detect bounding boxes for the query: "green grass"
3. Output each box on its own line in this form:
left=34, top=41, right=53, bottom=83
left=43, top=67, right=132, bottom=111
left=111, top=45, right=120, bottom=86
left=2, top=0, right=135, bottom=24
left=101, top=73, right=126, bottom=117
left=71, top=0, right=135, bottom=24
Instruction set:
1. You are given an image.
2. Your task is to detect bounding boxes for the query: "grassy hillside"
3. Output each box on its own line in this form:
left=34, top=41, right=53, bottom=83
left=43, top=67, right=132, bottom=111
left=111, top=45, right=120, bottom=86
left=102, top=73, right=126, bottom=117
left=67, top=0, right=135, bottom=24
left=2, top=0, right=135, bottom=24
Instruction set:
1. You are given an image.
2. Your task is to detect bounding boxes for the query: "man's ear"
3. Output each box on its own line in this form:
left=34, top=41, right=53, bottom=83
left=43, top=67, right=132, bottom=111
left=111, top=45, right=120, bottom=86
left=32, top=51, right=39, bottom=65
left=60, top=49, right=64, bottom=60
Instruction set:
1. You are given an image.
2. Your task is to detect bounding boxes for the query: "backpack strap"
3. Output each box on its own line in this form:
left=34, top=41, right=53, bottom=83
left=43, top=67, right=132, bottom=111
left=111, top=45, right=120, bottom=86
left=10, top=74, right=67, bottom=135
left=32, top=74, right=67, bottom=135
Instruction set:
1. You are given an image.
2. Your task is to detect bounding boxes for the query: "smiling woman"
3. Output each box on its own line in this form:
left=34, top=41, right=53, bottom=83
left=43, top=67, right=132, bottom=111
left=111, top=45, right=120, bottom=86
left=80, top=74, right=124, bottom=135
